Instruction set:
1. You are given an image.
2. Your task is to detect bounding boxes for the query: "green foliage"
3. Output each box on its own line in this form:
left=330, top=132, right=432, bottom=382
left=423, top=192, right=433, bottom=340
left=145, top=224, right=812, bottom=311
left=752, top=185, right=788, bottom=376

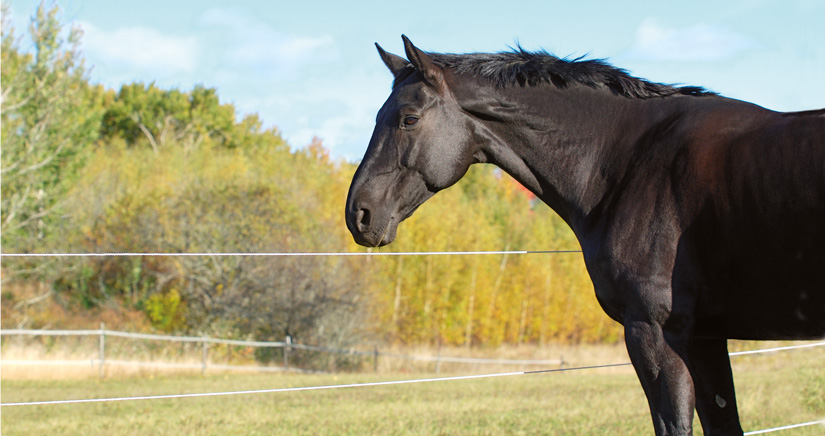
left=100, top=83, right=240, bottom=153
left=1, top=2, right=104, bottom=254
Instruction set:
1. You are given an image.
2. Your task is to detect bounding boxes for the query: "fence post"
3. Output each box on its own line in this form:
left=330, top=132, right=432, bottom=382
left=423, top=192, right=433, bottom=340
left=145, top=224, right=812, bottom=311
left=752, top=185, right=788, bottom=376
left=283, top=335, right=291, bottom=371
left=435, top=339, right=443, bottom=375
left=98, top=322, right=105, bottom=379
left=373, top=346, right=379, bottom=373
left=201, top=336, right=208, bottom=375
left=435, top=344, right=442, bottom=375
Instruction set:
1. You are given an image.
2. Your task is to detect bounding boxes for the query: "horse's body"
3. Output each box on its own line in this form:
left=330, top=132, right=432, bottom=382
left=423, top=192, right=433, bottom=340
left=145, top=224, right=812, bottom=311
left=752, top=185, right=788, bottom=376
left=345, top=36, right=825, bottom=435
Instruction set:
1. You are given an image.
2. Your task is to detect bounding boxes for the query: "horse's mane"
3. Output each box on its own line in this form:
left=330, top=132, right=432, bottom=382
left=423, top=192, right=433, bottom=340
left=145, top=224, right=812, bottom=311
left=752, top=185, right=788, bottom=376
left=399, top=48, right=712, bottom=99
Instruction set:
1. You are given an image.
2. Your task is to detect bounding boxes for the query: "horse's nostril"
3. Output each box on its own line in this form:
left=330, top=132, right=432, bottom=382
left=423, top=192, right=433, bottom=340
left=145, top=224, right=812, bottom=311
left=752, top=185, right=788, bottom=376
left=356, top=208, right=371, bottom=232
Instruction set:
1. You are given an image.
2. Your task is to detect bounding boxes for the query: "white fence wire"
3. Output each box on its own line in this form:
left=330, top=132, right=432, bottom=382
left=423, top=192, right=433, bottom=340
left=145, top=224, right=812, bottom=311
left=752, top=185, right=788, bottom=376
left=0, top=249, right=581, bottom=258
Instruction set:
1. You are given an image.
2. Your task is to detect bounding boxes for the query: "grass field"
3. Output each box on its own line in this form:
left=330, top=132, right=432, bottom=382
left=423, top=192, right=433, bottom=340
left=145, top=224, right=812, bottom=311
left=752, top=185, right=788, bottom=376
left=2, top=344, right=823, bottom=435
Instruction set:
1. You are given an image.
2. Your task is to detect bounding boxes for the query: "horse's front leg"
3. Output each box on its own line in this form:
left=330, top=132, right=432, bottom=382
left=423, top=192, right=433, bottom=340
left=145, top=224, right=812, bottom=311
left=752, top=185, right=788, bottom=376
left=625, top=318, right=696, bottom=436
left=688, top=337, right=743, bottom=435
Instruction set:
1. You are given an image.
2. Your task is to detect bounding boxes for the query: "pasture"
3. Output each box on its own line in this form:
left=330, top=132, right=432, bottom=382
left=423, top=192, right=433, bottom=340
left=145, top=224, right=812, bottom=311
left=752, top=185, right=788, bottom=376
left=2, top=344, right=822, bottom=435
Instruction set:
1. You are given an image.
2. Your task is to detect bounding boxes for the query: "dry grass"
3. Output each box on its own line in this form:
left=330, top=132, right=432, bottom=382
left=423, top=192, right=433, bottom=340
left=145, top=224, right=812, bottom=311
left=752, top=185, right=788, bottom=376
left=371, top=342, right=633, bottom=375
left=1, top=336, right=635, bottom=380
left=1, top=337, right=818, bottom=379
left=1, top=336, right=207, bottom=380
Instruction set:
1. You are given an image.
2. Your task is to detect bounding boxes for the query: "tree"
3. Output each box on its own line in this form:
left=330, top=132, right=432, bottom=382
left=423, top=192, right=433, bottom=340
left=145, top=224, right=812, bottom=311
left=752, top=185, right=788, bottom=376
left=1, top=2, right=103, bottom=254
left=100, top=83, right=240, bottom=154
left=69, top=142, right=373, bottom=361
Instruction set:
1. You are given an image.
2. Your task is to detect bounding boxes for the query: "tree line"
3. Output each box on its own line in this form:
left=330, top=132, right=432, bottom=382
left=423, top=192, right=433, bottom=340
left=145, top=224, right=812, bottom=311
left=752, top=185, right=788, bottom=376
left=1, top=3, right=620, bottom=355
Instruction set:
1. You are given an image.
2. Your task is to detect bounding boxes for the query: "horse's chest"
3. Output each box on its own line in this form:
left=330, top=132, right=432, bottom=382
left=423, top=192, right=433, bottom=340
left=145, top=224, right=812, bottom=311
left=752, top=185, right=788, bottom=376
left=588, top=273, right=627, bottom=325
left=579, top=221, right=682, bottom=326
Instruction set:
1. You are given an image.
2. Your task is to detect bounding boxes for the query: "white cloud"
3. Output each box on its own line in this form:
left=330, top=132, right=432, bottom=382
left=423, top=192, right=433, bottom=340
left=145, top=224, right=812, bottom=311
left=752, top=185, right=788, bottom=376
left=256, top=67, right=390, bottom=160
left=198, top=8, right=336, bottom=77
left=231, top=34, right=335, bottom=70
left=192, top=8, right=358, bottom=154
left=628, top=19, right=754, bottom=62
left=78, top=21, right=199, bottom=75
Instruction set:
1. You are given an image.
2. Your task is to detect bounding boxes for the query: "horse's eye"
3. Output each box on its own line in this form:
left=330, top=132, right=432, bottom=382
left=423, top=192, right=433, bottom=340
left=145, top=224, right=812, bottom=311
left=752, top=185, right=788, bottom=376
left=403, top=115, right=419, bottom=126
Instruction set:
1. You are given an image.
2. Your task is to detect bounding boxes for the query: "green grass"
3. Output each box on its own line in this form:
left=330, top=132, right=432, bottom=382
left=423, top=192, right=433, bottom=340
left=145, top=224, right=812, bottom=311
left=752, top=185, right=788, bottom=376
left=2, top=350, right=823, bottom=435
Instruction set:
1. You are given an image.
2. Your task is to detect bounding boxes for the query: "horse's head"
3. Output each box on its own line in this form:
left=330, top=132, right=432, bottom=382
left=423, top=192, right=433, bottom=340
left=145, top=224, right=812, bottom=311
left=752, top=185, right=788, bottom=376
left=345, top=36, right=479, bottom=247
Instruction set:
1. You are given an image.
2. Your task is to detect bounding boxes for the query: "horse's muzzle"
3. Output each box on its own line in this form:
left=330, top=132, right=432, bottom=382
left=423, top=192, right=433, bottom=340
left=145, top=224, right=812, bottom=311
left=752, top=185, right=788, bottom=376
left=346, top=205, right=397, bottom=247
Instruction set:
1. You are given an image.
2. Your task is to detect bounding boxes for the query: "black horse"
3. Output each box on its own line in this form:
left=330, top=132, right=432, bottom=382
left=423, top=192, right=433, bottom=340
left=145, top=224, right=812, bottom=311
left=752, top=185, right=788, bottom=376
left=345, top=36, right=825, bottom=435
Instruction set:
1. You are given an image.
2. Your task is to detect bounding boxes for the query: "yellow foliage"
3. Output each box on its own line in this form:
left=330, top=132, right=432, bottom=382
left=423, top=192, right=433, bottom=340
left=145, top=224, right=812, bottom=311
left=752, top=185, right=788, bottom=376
left=58, top=136, right=620, bottom=346
left=365, top=165, right=621, bottom=346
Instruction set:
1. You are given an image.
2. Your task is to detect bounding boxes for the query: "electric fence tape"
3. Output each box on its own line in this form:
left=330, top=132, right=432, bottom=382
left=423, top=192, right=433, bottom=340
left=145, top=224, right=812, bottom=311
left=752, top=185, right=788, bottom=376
left=0, top=250, right=580, bottom=258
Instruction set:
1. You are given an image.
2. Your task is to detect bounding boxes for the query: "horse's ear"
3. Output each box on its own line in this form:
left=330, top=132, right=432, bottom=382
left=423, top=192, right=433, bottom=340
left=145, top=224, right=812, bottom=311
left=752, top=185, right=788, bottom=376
left=376, top=43, right=408, bottom=77
left=402, top=35, right=443, bottom=87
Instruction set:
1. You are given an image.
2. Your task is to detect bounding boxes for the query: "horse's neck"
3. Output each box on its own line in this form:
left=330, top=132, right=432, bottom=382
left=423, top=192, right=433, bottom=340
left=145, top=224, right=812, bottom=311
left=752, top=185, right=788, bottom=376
left=463, top=84, right=671, bottom=234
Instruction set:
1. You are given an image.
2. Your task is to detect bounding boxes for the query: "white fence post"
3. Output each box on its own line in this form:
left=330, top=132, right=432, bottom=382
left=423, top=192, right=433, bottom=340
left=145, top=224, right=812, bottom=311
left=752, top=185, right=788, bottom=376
left=435, top=343, right=442, bottom=375
left=201, top=336, right=208, bottom=375
left=98, top=322, right=105, bottom=379
left=284, top=335, right=291, bottom=370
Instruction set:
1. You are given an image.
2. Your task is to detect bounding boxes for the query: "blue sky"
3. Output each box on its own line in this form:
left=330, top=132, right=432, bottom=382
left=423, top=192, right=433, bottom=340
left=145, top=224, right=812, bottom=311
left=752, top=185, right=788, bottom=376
left=5, top=0, right=824, bottom=161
